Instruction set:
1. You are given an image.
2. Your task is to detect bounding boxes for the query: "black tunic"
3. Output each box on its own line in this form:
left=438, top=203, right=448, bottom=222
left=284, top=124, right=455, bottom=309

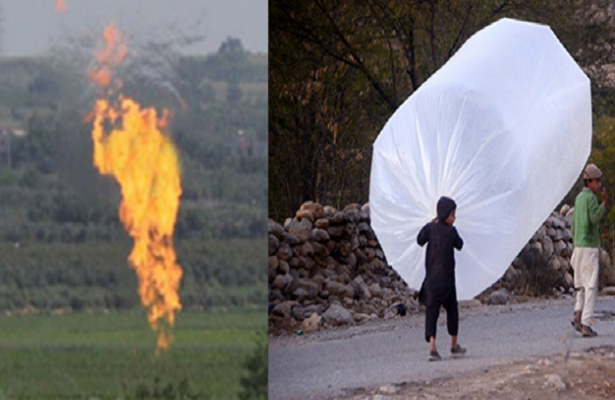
left=417, top=221, right=463, bottom=303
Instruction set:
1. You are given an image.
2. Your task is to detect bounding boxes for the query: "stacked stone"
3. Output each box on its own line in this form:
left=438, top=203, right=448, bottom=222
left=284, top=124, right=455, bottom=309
left=269, top=202, right=615, bottom=332
left=494, top=206, right=613, bottom=297
left=268, top=201, right=419, bottom=334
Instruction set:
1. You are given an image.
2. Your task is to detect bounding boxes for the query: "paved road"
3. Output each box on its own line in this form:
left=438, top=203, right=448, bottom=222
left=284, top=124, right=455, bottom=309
left=269, top=297, right=615, bottom=400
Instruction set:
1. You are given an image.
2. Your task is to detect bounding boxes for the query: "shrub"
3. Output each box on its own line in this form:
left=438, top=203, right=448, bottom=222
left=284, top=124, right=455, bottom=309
left=515, top=250, right=563, bottom=297
left=238, top=333, right=267, bottom=400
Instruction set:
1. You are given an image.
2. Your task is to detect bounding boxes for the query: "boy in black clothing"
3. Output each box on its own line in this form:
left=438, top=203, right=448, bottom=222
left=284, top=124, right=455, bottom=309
left=417, top=196, right=466, bottom=361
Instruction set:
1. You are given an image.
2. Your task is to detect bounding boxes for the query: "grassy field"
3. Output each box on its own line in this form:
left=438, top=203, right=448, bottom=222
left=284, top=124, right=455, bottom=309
left=0, top=308, right=266, bottom=399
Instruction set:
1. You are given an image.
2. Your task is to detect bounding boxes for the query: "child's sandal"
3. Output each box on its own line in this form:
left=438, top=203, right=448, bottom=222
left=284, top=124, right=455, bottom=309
left=451, top=345, right=466, bottom=358
left=582, top=325, right=597, bottom=337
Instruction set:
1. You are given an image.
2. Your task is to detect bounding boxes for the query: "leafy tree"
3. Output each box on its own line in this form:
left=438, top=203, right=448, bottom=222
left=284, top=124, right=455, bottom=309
left=269, top=0, right=614, bottom=221
left=203, top=37, right=249, bottom=84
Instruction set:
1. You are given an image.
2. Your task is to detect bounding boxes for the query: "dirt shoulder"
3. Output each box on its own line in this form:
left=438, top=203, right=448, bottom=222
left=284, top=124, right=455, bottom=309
left=344, top=346, right=615, bottom=400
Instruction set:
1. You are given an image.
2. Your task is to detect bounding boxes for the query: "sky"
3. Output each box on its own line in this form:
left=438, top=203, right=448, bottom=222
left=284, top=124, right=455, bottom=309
left=1, top=0, right=268, bottom=57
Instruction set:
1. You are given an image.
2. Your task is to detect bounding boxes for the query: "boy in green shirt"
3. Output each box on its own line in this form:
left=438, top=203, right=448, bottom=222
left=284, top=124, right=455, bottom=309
left=571, top=163, right=609, bottom=337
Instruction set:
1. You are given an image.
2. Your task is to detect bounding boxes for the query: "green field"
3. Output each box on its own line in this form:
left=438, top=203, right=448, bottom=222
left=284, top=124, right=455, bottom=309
left=0, top=309, right=266, bottom=399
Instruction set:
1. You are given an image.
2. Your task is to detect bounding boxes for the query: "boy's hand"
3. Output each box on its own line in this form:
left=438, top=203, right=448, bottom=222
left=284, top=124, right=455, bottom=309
left=602, top=187, right=609, bottom=206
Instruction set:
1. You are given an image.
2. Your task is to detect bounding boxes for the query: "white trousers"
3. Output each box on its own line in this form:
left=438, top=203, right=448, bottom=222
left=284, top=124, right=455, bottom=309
left=571, top=247, right=600, bottom=326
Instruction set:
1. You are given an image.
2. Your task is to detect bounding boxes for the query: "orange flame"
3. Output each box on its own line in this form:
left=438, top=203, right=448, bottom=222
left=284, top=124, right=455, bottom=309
left=89, top=24, right=183, bottom=350
left=89, top=24, right=127, bottom=90
left=56, top=0, right=67, bottom=13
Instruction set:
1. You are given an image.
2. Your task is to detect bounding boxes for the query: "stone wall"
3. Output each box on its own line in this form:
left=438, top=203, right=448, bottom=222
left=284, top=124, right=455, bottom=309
left=484, top=206, right=614, bottom=303
left=268, top=201, right=418, bottom=334
left=269, top=202, right=615, bottom=334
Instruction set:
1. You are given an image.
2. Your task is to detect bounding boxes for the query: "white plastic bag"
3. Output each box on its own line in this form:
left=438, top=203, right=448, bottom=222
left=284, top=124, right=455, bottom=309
left=369, top=18, right=591, bottom=300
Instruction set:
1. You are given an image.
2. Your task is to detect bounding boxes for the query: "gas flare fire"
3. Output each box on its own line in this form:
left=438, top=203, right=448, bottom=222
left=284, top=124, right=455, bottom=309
left=55, top=0, right=67, bottom=13
left=89, top=24, right=183, bottom=350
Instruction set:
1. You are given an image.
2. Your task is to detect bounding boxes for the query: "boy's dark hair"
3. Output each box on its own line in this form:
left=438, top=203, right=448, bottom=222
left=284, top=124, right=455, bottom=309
left=437, top=196, right=456, bottom=223
left=584, top=178, right=597, bottom=187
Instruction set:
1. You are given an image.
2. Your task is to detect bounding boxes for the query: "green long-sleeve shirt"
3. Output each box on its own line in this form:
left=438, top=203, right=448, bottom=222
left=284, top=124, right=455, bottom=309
left=572, top=188, right=606, bottom=248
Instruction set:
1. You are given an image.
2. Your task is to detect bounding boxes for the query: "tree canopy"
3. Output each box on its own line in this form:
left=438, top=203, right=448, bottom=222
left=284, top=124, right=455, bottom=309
left=269, top=0, right=615, bottom=222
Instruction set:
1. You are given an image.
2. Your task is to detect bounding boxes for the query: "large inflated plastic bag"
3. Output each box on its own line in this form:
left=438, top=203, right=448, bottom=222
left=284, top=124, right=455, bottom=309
left=369, top=18, right=591, bottom=300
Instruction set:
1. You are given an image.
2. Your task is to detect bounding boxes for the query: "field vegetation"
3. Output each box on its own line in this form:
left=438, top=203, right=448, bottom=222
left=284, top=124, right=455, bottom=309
left=0, top=310, right=266, bottom=399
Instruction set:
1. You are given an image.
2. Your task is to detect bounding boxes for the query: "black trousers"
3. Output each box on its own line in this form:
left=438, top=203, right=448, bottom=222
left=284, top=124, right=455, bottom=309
left=424, top=286, right=459, bottom=342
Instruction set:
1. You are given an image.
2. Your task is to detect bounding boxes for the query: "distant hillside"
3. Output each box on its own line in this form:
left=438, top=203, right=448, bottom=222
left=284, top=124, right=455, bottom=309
left=0, top=38, right=267, bottom=312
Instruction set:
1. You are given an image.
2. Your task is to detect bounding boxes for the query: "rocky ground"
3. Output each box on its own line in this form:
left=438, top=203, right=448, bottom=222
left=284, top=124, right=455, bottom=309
left=342, top=346, right=615, bottom=400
